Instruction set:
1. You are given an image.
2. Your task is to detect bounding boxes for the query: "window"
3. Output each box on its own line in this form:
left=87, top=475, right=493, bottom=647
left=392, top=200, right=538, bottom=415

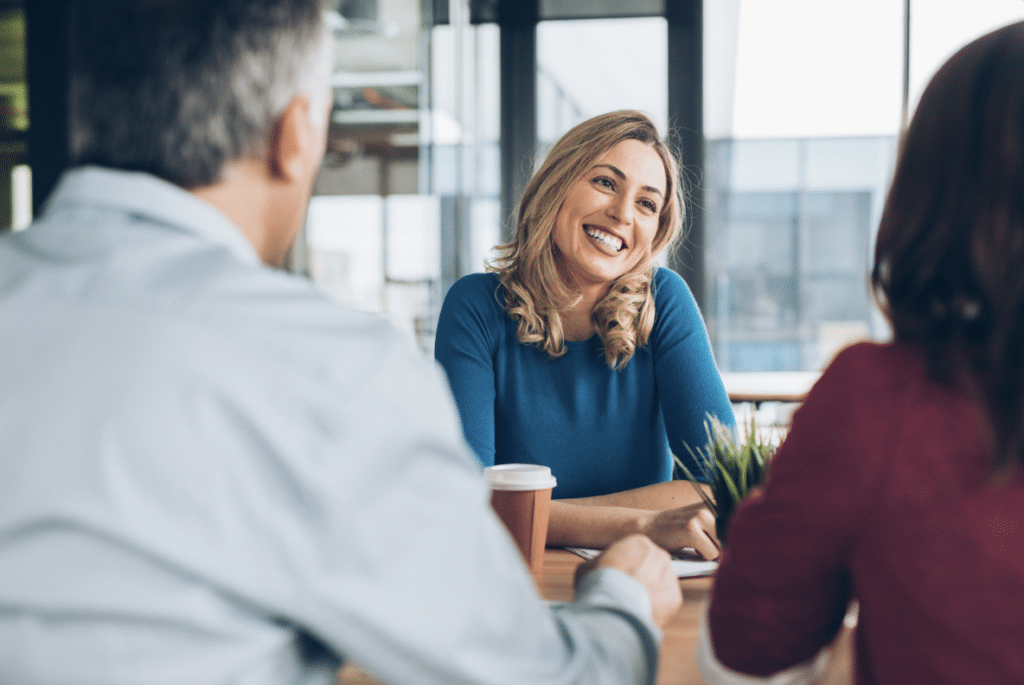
left=704, top=0, right=1024, bottom=372
left=303, top=0, right=499, bottom=352
left=536, top=17, right=667, bottom=147
left=0, top=3, right=29, bottom=231
left=304, top=0, right=1024, bottom=366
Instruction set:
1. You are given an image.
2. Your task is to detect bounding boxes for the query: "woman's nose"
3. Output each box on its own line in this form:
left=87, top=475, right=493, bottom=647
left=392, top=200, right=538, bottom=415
left=607, top=194, right=633, bottom=225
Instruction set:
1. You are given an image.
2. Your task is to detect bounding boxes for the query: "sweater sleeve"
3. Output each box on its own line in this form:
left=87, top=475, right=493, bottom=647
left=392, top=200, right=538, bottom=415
left=706, top=343, right=891, bottom=676
left=433, top=274, right=501, bottom=467
left=649, top=268, right=735, bottom=475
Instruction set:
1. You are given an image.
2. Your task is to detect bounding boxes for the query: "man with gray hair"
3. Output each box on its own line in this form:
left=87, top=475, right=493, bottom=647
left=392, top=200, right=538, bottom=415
left=0, top=1, right=681, bottom=684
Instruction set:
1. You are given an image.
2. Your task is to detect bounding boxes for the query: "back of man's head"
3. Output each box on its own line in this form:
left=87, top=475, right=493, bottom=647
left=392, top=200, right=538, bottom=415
left=69, top=0, right=330, bottom=190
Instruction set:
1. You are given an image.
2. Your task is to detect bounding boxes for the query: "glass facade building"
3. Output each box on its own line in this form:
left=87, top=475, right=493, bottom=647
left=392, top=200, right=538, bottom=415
left=8, top=0, right=1024, bottom=370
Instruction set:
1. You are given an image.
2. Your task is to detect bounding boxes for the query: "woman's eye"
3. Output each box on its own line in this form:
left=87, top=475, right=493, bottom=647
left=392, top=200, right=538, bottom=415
left=639, top=199, right=658, bottom=212
left=593, top=177, right=615, bottom=190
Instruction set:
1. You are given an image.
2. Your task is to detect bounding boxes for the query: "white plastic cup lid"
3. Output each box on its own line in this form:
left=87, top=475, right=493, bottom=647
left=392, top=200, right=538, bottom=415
left=483, top=463, right=557, bottom=491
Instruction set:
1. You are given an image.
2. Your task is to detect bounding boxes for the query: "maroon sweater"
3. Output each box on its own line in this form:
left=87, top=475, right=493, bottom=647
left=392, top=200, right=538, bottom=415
left=708, top=341, right=1024, bottom=684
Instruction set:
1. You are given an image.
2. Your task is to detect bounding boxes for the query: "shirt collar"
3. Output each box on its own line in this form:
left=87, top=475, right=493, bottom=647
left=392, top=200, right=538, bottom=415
left=42, top=166, right=262, bottom=267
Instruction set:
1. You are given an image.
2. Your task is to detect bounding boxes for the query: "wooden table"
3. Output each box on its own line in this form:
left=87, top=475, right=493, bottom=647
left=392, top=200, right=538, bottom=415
left=538, top=548, right=712, bottom=685
left=340, top=547, right=854, bottom=685
left=721, top=371, right=820, bottom=405
left=538, top=548, right=854, bottom=685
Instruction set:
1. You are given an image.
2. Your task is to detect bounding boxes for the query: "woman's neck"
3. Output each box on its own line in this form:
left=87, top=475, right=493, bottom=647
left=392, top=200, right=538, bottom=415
left=561, top=287, right=604, bottom=341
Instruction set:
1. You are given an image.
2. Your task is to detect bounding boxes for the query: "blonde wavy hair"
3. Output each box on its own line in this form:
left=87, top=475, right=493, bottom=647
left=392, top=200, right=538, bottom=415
left=488, top=110, right=685, bottom=369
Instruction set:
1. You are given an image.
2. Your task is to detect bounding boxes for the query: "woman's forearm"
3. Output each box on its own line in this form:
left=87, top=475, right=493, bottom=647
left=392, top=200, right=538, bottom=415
left=561, top=479, right=709, bottom=511
left=546, top=482, right=721, bottom=558
left=546, top=500, right=654, bottom=549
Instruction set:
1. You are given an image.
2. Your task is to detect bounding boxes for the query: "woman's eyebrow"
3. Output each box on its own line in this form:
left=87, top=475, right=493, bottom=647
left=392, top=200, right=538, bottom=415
left=592, top=163, right=664, bottom=197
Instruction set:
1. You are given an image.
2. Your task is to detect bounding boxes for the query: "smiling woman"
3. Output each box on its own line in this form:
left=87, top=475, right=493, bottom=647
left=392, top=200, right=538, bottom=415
left=434, top=110, right=735, bottom=558
left=551, top=139, right=665, bottom=327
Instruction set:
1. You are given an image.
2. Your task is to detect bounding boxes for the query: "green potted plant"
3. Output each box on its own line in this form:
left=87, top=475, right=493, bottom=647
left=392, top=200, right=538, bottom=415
left=675, top=415, right=777, bottom=546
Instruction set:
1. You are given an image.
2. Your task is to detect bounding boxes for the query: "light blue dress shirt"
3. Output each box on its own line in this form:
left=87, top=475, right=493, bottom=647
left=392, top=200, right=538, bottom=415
left=0, top=167, right=660, bottom=685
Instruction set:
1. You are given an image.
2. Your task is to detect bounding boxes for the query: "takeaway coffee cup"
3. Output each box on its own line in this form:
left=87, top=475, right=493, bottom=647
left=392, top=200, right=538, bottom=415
left=484, top=464, right=557, bottom=575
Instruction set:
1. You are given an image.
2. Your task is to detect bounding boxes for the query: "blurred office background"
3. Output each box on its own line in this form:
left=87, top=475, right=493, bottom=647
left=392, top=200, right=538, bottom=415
left=5, top=0, right=1024, bottom=371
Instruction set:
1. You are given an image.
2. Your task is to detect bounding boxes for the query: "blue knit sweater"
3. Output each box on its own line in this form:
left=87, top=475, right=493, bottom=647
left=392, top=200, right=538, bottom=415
left=434, top=268, right=734, bottom=499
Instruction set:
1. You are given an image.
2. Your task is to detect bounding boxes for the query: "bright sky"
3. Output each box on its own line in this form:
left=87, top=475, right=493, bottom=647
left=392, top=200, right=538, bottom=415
left=537, top=17, right=668, bottom=133
left=730, top=0, right=1024, bottom=138
left=536, top=0, right=1024, bottom=141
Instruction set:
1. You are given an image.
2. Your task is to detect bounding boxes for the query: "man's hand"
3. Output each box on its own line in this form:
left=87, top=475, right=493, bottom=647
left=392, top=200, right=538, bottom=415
left=641, top=503, right=721, bottom=561
left=576, top=534, right=683, bottom=627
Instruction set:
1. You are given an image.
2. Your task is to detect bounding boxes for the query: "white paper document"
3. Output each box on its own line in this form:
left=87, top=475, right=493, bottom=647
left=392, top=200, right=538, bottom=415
left=565, top=547, right=718, bottom=578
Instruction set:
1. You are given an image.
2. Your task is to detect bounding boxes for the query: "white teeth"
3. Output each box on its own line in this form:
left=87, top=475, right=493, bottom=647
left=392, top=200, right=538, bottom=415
left=585, top=226, right=623, bottom=252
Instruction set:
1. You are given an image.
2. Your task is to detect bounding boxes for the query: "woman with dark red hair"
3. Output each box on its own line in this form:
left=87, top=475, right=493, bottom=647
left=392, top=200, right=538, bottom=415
left=701, top=21, right=1024, bottom=685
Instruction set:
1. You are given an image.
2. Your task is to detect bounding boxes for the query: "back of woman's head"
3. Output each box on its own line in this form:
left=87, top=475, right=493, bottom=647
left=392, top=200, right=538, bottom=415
left=490, top=110, right=685, bottom=368
left=872, top=21, right=1024, bottom=470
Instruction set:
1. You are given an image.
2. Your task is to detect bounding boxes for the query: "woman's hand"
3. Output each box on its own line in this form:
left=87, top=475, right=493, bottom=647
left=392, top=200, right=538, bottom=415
left=546, top=483, right=722, bottom=554
left=640, top=502, right=720, bottom=560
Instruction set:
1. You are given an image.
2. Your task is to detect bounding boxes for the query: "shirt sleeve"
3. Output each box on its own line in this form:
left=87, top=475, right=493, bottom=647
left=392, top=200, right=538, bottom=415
left=434, top=274, right=500, bottom=467
left=285, top=327, right=663, bottom=685
left=649, top=268, right=735, bottom=476
left=706, top=344, right=890, bottom=676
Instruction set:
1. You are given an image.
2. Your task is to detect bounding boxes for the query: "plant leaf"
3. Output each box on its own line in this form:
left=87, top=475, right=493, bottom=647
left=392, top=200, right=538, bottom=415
left=676, top=412, right=778, bottom=541
left=675, top=449, right=718, bottom=516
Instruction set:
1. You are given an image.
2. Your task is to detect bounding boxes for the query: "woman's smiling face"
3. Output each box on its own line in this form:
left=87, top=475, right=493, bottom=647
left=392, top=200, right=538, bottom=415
left=551, top=138, right=667, bottom=294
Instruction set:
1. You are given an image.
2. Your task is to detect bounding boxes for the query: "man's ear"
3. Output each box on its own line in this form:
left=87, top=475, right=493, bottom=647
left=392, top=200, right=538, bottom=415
left=267, top=95, right=316, bottom=183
